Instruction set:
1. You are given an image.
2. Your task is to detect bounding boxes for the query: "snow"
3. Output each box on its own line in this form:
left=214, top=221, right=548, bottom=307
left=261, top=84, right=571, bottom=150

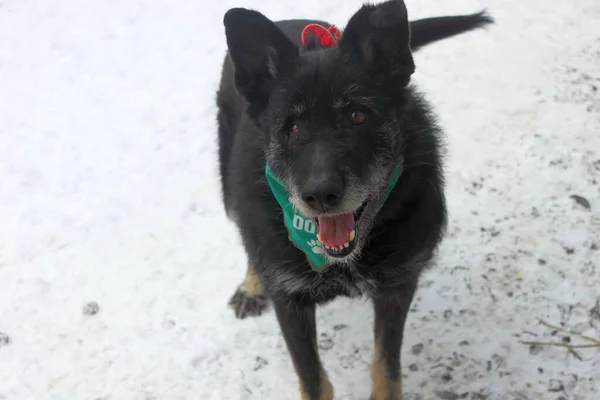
left=0, top=0, right=599, bottom=399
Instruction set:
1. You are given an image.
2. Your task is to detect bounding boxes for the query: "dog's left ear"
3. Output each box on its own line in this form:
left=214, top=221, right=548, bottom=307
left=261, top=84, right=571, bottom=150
left=339, top=0, right=415, bottom=83
left=224, top=8, right=299, bottom=115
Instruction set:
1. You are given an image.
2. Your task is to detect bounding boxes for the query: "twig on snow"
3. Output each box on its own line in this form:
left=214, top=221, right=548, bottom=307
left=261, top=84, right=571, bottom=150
left=519, top=319, right=600, bottom=359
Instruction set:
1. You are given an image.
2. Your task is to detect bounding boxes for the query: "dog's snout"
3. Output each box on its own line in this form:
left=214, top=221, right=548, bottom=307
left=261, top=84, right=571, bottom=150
left=301, top=174, right=344, bottom=212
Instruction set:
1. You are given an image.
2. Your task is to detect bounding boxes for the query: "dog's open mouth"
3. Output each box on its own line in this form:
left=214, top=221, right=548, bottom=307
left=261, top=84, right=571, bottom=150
left=315, top=203, right=367, bottom=258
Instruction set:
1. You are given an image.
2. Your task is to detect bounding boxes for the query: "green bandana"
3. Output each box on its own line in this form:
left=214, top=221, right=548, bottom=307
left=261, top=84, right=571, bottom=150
left=265, top=163, right=402, bottom=271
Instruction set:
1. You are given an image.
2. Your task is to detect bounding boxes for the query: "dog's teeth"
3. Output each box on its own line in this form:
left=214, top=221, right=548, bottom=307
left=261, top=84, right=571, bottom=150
left=349, top=229, right=356, bottom=241
left=317, top=234, right=322, bottom=243
left=326, top=244, right=351, bottom=253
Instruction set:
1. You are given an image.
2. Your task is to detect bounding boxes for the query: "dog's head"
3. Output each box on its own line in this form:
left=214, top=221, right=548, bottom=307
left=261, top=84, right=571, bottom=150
left=224, top=0, right=415, bottom=262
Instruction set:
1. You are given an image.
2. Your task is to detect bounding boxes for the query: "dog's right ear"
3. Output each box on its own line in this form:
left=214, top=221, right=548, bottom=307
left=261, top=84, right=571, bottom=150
left=224, top=8, right=299, bottom=112
left=339, top=0, right=415, bottom=84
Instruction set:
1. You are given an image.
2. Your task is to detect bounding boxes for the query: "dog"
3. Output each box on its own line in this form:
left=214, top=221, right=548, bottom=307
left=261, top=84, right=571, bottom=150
left=215, top=1, right=492, bottom=398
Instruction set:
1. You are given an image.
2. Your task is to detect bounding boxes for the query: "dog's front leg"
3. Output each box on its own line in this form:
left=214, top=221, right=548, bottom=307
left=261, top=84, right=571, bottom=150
left=370, top=285, right=417, bottom=400
left=273, top=298, right=333, bottom=400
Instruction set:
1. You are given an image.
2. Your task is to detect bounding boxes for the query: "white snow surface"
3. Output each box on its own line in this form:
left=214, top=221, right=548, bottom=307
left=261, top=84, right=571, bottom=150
left=1, top=0, right=599, bottom=399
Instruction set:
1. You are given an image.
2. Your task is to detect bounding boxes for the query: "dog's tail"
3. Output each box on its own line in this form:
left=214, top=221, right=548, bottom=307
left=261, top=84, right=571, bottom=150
left=409, top=11, right=493, bottom=51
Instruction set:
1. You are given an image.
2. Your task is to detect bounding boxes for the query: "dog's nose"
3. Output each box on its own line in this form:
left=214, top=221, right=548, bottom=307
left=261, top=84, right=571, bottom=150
left=301, top=175, right=343, bottom=212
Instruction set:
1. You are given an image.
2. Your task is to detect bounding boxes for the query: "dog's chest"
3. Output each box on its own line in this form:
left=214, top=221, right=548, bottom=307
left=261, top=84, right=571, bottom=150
left=271, top=262, right=377, bottom=302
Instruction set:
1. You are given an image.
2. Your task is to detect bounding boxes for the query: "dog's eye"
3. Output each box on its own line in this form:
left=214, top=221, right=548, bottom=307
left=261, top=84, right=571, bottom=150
left=289, top=124, right=299, bottom=136
left=350, top=110, right=366, bottom=125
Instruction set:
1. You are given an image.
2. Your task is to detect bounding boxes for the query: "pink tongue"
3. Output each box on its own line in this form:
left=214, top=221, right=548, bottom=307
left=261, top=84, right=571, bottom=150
left=317, top=213, right=355, bottom=247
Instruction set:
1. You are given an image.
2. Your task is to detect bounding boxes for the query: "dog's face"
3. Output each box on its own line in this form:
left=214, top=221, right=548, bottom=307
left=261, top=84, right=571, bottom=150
left=224, top=0, right=415, bottom=262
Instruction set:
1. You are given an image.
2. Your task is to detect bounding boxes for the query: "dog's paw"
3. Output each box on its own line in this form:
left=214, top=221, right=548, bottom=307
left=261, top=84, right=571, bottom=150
left=369, top=392, right=404, bottom=400
left=369, top=396, right=403, bottom=400
left=228, top=288, right=267, bottom=319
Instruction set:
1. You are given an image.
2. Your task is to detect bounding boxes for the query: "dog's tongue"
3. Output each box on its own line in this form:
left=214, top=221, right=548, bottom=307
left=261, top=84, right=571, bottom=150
left=317, top=213, right=355, bottom=247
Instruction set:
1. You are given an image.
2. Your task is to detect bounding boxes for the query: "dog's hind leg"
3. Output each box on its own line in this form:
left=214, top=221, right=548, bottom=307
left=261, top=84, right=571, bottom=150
left=369, top=285, right=417, bottom=400
left=228, top=264, right=267, bottom=319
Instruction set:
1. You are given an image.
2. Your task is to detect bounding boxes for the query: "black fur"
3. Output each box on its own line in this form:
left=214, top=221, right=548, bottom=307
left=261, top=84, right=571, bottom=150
left=215, top=1, right=492, bottom=398
left=409, top=11, right=493, bottom=51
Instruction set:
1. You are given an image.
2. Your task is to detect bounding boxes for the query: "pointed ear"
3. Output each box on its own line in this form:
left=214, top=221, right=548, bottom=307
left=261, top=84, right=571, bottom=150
left=223, top=8, right=299, bottom=112
left=339, top=0, right=415, bottom=83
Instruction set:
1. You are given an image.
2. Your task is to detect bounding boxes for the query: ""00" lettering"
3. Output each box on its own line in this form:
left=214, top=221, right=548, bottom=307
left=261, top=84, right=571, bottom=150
left=292, top=214, right=316, bottom=234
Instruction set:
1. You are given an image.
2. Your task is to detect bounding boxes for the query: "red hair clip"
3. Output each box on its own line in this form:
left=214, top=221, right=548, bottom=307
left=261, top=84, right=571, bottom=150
left=301, top=23, right=342, bottom=48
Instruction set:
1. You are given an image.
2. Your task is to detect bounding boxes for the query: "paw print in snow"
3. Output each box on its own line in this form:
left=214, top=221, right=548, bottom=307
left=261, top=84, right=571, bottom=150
left=307, top=239, right=325, bottom=255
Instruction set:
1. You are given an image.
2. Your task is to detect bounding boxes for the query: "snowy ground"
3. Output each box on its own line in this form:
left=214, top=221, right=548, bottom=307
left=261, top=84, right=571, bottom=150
left=1, top=0, right=599, bottom=399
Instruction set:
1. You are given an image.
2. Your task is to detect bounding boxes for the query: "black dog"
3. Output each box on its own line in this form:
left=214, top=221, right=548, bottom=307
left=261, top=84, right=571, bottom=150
left=215, top=1, right=492, bottom=398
